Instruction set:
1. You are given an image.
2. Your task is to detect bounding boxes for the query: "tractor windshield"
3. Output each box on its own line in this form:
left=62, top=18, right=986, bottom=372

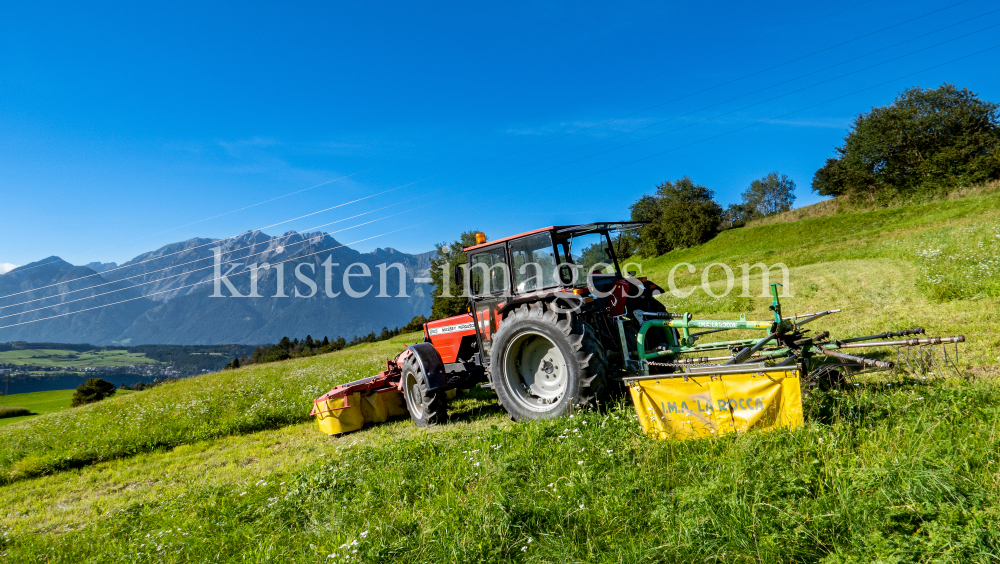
left=555, top=231, right=619, bottom=279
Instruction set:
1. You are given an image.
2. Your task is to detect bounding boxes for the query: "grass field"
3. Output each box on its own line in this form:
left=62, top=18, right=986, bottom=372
left=0, top=389, right=133, bottom=428
left=2, top=191, right=999, bottom=562
left=0, top=348, right=158, bottom=368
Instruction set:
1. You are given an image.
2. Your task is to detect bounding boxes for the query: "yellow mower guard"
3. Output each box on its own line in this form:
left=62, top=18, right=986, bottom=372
left=626, top=366, right=803, bottom=440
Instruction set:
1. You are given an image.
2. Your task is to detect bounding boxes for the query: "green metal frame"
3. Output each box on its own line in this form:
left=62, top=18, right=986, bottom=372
left=637, top=284, right=783, bottom=361
left=633, top=284, right=855, bottom=375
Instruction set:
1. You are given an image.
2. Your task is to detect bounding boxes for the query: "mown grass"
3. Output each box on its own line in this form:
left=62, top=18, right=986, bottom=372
left=2, top=379, right=999, bottom=563
left=3, top=191, right=1000, bottom=562
left=0, top=336, right=417, bottom=483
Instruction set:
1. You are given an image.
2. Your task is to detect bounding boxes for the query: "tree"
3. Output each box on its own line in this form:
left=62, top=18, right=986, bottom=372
left=812, top=84, right=1000, bottom=201
left=721, top=203, right=754, bottom=229
left=811, top=158, right=845, bottom=197
left=629, top=194, right=665, bottom=257
left=631, top=177, right=722, bottom=256
left=742, top=172, right=796, bottom=217
left=429, top=230, right=483, bottom=320
left=403, top=315, right=429, bottom=332
left=224, top=357, right=240, bottom=370
left=71, top=378, right=116, bottom=407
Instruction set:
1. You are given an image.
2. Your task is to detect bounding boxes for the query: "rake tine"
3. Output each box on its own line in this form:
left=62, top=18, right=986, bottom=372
left=903, top=346, right=916, bottom=374
left=941, top=343, right=954, bottom=379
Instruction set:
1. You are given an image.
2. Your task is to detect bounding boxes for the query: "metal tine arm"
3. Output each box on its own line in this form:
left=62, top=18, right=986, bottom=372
left=838, top=327, right=925, bottom=344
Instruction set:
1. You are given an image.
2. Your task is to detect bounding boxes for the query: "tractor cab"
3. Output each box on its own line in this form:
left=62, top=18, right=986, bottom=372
left=448, top=222, right=649, bottom=377
left=460, top=222, right=644, bottom=297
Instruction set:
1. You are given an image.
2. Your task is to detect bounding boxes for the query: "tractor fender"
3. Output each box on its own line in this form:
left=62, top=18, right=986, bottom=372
left=497, top=291, right=587, bottom=317
left=406, top=342, right=447, bottom=392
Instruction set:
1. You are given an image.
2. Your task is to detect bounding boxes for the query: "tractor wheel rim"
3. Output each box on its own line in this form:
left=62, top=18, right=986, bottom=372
left=405, top=372, right=424, bottom=417
left=503, top=331, right=568, bottom=412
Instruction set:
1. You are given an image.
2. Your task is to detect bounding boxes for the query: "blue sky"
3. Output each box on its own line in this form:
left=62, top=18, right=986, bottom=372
left=1, top=0, right=998, bottom=268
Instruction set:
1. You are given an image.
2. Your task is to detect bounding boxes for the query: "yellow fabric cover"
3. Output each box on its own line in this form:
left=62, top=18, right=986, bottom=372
left=628, top=369, right=803, bottom=441
left=314, top=392, right=365, bottom=435
left=314, top=388, right=409, bottom=435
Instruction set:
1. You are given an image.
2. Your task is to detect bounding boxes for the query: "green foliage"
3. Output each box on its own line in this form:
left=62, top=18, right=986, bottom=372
left=630, top=177, right=722, bottom=256
left=402, top=315, right=428, bottom=332
left=811, top=157, right=843, bottom=197
left=813, top=84, right=1000, bottom=202
left=223, top=357, right=240, bottom=370
left=429, top=230, right=482, bottom=320
left=741, top=171, right=796, bottom=217
left=124, top=344, right=256, bottom=375
left=721, top=202, right=754, bottom=229
left=70, top=378, right=116, bottom=407
left=118, top=379, right=176, bottom=391
left=0, top=406, right=30, bottom=419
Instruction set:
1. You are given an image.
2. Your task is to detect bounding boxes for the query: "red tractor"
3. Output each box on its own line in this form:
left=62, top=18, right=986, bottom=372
left=312, top=222, right=965, bottom=436
left=312, top=222, right=672, bottom=432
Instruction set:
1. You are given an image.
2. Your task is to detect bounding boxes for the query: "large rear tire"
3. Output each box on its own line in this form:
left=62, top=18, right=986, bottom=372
left=490, top=302, right=608, bottom=421
left=401, top=354, right=447, bottom=427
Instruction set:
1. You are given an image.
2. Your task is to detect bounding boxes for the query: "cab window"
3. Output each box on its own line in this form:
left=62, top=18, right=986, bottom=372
left=510, top=232, right=558, bottom=293
left=558, top=232, right=618, bottom=276
left=468, top=247, right=508, bottom=295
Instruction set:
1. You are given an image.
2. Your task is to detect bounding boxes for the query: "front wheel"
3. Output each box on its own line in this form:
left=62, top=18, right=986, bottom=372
left=490, top=303, right=607, bottom=421
left=401, top=354, right=447, bottom=426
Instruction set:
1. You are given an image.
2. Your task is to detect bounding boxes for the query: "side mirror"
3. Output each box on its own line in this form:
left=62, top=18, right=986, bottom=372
left=558, top=264, right=575, bottom=285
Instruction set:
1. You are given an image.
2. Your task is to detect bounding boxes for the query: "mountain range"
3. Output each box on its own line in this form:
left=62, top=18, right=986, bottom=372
left=0, top=231, right=434, bottom=345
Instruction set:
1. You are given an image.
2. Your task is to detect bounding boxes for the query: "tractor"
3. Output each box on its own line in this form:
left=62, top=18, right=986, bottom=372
left=311, top=222, right=964, bottom=437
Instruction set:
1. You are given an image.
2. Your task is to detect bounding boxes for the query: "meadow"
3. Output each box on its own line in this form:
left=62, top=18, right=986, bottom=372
left=2, top=189, right=999, bottom=562
left=0, top=348, right=158, bottom=368
left=0, top=389, right=134, bottom=428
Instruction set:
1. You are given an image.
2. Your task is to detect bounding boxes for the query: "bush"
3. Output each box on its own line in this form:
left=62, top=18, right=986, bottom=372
left=813, top=83, right=1000, bottom=202
left=71, top=378, right=117, bottom=407
left=0, top=406, right=31, bottom=419
left=630, top=176, right=723, bottom=256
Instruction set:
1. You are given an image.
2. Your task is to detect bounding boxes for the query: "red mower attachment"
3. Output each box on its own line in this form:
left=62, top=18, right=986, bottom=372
left=312, top=344, right=453, bottom=434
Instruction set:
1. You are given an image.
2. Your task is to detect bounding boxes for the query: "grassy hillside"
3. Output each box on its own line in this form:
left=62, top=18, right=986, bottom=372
left=0, top=389, right=134, bottom=428
left=2, top=192, right=1000, bottom=563
left=635, top=188, right=1000, bottom=372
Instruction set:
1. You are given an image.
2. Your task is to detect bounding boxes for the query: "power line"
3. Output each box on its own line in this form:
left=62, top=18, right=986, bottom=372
left=2, top=40, right=995, bottom=331
left=510, top=0, right=974, bottom=135
left=1, top=1, right=964, bottom=283
left=514, top=0, right=885, bottom=122
left=4, top=13, right=997, bottom=315
left=6, top=169, right=376, bottom=279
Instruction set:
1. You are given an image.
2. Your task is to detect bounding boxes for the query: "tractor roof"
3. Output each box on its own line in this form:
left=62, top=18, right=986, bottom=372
left=463, top=221, right=645, bottom=252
